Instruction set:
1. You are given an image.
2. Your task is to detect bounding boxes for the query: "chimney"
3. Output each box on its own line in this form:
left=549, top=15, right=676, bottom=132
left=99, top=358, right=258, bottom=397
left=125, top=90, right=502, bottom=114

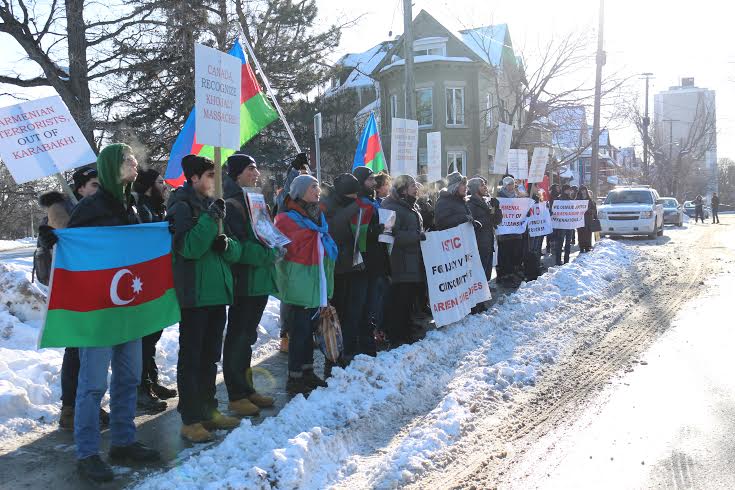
left=681, top=77, right=695, bottom=87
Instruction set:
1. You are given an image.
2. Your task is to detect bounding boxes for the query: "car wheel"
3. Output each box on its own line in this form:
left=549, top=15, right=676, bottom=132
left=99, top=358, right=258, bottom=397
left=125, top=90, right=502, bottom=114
left=649, top=221, right=658, bottom=239
left=657, top=221, right=664, bottom=236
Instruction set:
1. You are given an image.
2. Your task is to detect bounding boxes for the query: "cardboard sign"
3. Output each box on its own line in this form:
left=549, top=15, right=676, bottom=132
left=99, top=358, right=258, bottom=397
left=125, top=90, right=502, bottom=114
left=244, top=191, right=290, bottom=248
left=0, top=95, right=97, bottom=184
left=493, top=122, right=513, bottom=174
left=496, top=198, right=533, bottom=235
left=528, top=147, right=549, bottom=184
left=390, top=117, right=419, bottom=177
left=195, top=43, right=242, bottom=149
left=426, top=131, right=442, bottom=183
left=551, top=200, right=589, bottom=229
left=528, top=202, right=552, bottom=237
left=508, top=149, right=528, bottom=180
left=421, top=223, right=491, bottom=327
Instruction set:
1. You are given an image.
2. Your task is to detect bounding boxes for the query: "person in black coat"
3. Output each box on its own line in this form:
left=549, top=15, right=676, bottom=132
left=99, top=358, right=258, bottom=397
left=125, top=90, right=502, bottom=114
left=553, top=184, right=576, bottom=265
left=711, top=192, right=720, bottom=224
left=576, top=185, right=597, bottom=252
left=467, top=177, right=502, bottom=282
left=434, top=171, right=473, bottom=231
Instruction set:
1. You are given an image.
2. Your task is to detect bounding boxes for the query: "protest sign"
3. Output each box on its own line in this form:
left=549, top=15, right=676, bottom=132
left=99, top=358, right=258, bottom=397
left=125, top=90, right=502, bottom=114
left=496, top=197, right=533, bottom=235
left=528, top=147, right=549, bottom=184
left=507, top=149, right=528, bottom=180
left=244, top=190, right=291, bottom=248
left=195, top=43, right=242, bottom=149
left=390, top=117, right=418, bottom=177
left=426, top=131, right=442, bottom=183
left=527, top=202, right=553, bottom=237
left=0, top=96, right=97, bottom=185
left=421, top=223, right=490, bottom=327
left=493, top=122, right=513, bottom=174
left=551, top=200, right=589, bottom=229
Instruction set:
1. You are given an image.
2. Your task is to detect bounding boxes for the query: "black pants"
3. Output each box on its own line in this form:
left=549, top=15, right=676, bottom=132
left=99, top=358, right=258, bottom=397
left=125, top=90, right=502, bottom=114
left=177, top=306, right=225, bottom=425
left=223, top=295, right=269, bottom=401
left=61, top=347, right=80, bottom=407
left=497, top=238, right=522, bottom=279
left=140, top=330, right=163, bottom=387
left=554, top=229, right=574, bottom=265
left=333, top=272, right=376, bottom=358
left=577, top=227, right=593, bottom=251
left=695, top=207, right=704, bottom=223
left=383, top=282, right=421, bottom=345
left=286, top=304, right=318, bottom=376
left=712, top=208, right=720, bottom=223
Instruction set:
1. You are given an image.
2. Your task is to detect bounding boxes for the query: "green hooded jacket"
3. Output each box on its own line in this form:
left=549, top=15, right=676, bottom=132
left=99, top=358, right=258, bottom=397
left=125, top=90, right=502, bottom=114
left=96, top=143, right=132, bottom=205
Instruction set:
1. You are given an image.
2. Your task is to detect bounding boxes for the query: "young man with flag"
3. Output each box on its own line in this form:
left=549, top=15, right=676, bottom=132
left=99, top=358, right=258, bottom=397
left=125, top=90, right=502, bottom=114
left=167, top=155, right=243, bottom=443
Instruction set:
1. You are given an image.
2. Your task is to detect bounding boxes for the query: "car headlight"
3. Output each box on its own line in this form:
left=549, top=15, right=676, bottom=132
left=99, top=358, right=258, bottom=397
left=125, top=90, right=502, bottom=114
left=598, top=210, right=608, bottom=219
left=640, top=210, right=653, bottom=219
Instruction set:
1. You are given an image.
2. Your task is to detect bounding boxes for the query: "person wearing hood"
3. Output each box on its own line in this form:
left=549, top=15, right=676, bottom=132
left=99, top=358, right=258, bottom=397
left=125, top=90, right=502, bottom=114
left=221, top=154, right=280, bottom=417
left=274, top=175, right=336, bottom=395
left=576, top=185, right=597, bottom=253
left=496, top=176, right=523, bottom=287
left=467, top=177, right=502, bottom=286
left=44, top=144, right=160, bottom=482
left=380, top=175, right=425, bottom=346
left=167, top=155, right=243, bottom=444
left=132, top=169, right=167, bottom=224
left=434, top=171, right=474, bottom=231
left=553, top=184, right=576, bottom=265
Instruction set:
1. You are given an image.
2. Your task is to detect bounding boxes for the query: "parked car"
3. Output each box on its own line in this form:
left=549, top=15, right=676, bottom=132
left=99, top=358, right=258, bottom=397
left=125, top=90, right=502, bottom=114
left=597, top=186, right=664, bottom=239
left=683, top=201, right=710, bottom=219
left=661, top=197, right=684, bottom=226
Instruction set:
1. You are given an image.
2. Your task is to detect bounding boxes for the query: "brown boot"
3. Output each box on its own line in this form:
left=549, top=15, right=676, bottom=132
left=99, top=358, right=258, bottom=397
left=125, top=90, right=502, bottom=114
left=201, top=410, right=241, bottom=431
left=59, top=405, right=74, bottom=430
left=279, top=336, right=289, bottom=353
left=228, top=398, right=260, bottom=417
left=181, top=423, right=214, bottom=443
left=248, top=392, right=274, bottom=408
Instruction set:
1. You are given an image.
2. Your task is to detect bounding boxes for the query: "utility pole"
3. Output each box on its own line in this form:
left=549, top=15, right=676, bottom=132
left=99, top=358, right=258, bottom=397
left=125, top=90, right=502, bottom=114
left=590, top=0, right=605, bottom=198
left=403, top=0, right=416, bottom=120
left=640, top=72, right=654, bottom=182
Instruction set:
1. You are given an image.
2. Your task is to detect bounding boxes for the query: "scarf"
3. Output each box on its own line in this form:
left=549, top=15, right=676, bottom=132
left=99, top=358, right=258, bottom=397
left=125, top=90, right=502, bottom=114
left=286, top=210, right=338, bottom=261
left=351, top=196, right=380, bottom=253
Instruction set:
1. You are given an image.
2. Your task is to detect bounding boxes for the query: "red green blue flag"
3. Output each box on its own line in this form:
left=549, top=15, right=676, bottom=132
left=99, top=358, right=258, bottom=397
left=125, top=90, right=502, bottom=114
left=39, top=222, right=181, bottom=348
left=164, top=41, right=279, bottom=187
left=353, top=112, right=386, bottom=172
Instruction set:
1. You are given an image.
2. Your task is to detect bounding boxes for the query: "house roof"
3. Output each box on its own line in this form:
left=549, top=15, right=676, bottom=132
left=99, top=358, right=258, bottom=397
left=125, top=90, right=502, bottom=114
left=458, top=24, right=513, bottom=68
left=327, top=41, right=394, bottom=95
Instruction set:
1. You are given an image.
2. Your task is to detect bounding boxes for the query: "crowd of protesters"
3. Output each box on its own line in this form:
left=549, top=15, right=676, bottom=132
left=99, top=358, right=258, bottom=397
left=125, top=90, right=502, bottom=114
left=35, top=144, right=597, bottom=482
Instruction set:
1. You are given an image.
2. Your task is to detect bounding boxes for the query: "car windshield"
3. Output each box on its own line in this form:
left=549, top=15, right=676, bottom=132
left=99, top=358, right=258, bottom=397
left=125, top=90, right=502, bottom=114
left=604, top=190, right=654, bottom=205
left=662, top=199, right=678, bottom=208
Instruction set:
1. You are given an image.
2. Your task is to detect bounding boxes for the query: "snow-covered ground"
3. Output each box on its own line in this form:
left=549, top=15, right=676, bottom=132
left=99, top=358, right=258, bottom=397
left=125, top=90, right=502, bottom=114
left=0, top=237, right=35, bottom=252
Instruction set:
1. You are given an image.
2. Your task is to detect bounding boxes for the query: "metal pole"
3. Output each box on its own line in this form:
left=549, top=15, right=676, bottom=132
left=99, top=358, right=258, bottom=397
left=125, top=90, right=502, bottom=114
left=590, top=0, right=605, bottom=199
left=56, top=174, right=78, bottom=205
left=403, top=0, right=416, bottom=121
left=314, top=113, right=322, bottom=184
left=641, top=73, right=654, bottom=182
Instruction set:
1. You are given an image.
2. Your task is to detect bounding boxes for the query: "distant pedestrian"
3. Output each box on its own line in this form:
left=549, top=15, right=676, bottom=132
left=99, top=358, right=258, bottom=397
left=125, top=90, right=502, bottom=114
left=694, top=195, right=705, bottom=223
left=711, top=193, right=720, bottom=224
left=576, top=185, right=597, bottom=253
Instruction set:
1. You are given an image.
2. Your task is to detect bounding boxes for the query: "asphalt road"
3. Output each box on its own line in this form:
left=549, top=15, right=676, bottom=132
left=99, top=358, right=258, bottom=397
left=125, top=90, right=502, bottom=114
left=0, top=246, right=35, bottom=261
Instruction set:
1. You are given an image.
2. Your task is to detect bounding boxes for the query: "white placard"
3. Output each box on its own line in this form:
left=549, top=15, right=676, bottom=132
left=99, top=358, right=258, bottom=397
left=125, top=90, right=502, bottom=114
left=426, top=131, right=442, bottom=183
left=496, top=197, right=533, bottom=235
left=551, top=200, right=589, bottom=229
left=507, top=149, right=528, bottom=180
left=528, top=202, right=553, bottom=237
left=420, top=222, right=491, bottom=327
left=195, top=43, right=242, bottom=149
left=390, top=117, right=418, bottom=177
left=493, top=122, right=513, bottom=174
left=528, top=147, right=549, bottom=184
left=0, top=95, right=97, bottom=184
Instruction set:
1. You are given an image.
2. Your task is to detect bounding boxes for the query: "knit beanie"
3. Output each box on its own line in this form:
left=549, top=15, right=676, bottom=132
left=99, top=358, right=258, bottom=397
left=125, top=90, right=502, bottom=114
left=290, top=152, right=310, bottom=170
left=133, top=168, right=160, bottom=194
left=502, top=176, right=515, bottom=187
left=334, top=173, right=361, bottom=196
left=181, top=154, right=214, bottom=181
left=290, top=174, right=319, bottom=200
left=393, top=174, right=416, bottom=195
left=467, top=177, right=486, bottom=195
left=226, top=153, right=256, bottom=180
left=352, top=165, right=374, bottom=187
left=446, top=171, right=467, bottom=195
left=72, top=167, right=98, bottom=192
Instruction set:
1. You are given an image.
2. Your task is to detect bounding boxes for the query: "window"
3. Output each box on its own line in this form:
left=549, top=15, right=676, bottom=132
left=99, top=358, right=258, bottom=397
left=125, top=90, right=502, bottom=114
left=390, top=94, right=398, bottom=119
left=447, top=150, right=466, bottom=175
left=446, top=87, right=465, bottom=126
left=485, top=93, right=494, bottom=127
left=413, top=37, right=447, bottom=57
left=414, top=47, right=445, bottom=56
left=416, top=88, right=433, bottom=128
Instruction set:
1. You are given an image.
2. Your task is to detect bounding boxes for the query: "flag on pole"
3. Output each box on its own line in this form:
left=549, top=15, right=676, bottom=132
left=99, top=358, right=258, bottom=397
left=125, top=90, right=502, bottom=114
left=39, top=223, right=181, bottom=348
left=353, top=112, right=386, bottom=172
left=164, top=41, right=279, bottom=187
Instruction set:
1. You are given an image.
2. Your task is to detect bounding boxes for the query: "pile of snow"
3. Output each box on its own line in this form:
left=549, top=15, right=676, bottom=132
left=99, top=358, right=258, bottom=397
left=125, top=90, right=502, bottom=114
left=0, top=238, right=35, bottom=252
left=138, top=240, right=637, bottom=490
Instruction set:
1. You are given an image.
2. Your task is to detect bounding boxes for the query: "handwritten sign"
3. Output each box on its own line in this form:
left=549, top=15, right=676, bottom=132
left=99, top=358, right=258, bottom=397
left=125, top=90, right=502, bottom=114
left=528, top=147, right=549, bottom=184
left=390, top=117, right=419, bottom=177
left=195, top=42, right=241, bottom=149
left=527, top=202, right=552, bottom=237
left=508, top=149, right=528, bottom=180
left=426, top=131, right=442, bottom=183
left=496, top=197, right=533, bottom=235
left=493, top=122, right=513, bottom=174
left=551, top=200, right=589, bottom=229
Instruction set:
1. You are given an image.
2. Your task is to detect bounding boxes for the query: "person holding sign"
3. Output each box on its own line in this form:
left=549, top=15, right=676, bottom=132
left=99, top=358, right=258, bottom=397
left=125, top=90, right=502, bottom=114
left=553, top=185, right=576, bottom=265
left=467, top=177, right=502, bottom=289
left=434, top=172, right=474, bottom=231
left=576, top=185, right=598, bottom=253
left=222, top=154, right=280, bottom=417
left=496, top=176, right=524, bottom=287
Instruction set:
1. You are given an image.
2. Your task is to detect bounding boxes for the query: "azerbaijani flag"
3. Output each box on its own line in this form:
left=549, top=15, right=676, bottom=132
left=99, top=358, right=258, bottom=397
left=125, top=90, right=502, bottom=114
left=39, top=223, right=181, bottom=348
left=164, top=41, right=279, bottom=187
left=353, top=112, right=386, bottom=172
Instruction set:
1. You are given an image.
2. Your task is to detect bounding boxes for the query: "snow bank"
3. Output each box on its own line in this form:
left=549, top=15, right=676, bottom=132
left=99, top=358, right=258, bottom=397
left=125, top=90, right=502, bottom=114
left=138, top=240, right=636, bottom=490
left=0, top=238, right=34, bottom=252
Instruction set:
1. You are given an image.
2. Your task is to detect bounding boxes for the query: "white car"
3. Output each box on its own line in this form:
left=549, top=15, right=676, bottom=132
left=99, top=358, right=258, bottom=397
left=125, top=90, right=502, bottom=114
left=597, top=186, right=665, bottom=239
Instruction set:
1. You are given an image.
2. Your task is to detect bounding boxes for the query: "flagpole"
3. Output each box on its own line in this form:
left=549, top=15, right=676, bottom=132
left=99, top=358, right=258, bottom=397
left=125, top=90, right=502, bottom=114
left=238, top=31, right=301, bottom=154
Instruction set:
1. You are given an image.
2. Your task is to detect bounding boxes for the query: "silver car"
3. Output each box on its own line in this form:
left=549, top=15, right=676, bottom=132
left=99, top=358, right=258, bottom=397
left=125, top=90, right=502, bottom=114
left=661, top=197, right=684, bottom=226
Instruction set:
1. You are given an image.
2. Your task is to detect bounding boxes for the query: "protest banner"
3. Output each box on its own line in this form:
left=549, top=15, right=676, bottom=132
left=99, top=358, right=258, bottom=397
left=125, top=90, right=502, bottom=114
left=420, top=223, right=490, bottom=327
left=0, top=95, right=97, bottom=185
left=244, top=190, right=290, bottom=248
left=427, top=131, right=442, bottom=183
left=528, top=202, right=553, bottom=237
left=551, top=200, right=589, bottom=229
left=496, top=197, right=533, bottom=235
left=493, top=122, right=513, bottom=174
left=390, top=117, right=419, bottom=177
left=528, top=147, right=549, bottom=184
left=508, top=149, right=529, bottom=180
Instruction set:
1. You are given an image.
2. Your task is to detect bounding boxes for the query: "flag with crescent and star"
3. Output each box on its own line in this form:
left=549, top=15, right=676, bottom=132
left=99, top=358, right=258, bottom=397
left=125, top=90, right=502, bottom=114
left=38, top=222, right=180, bottom=348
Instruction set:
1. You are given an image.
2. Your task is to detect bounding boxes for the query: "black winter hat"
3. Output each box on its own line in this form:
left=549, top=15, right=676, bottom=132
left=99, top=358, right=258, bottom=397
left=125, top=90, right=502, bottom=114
left=133, top=168, right=160, bottom=194
left=227, top=153, right=256, bottom=180
left=333, top=173, right=361, bottom=197
left=181, top=154, right=214, bottom=180
left=352, top=165, right=374, bottom=187
left=290, top=152, right=310, bottom=170
left=72, top=167, right=98, bottom=191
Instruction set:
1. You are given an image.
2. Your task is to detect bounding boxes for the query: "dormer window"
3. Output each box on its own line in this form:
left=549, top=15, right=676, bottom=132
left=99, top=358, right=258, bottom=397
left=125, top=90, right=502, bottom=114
left=413, top=37, right=447, bottom=57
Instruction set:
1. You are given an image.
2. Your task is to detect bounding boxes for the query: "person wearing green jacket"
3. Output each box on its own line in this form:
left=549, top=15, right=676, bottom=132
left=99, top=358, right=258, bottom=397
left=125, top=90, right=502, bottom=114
left=221, top=154, right=280, bottom=417
left=167, top=155, right=242, bottom=443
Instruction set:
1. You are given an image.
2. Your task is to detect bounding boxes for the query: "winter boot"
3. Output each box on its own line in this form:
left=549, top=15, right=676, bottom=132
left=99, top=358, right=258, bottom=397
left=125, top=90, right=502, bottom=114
left=59, top=405, right=74, bottom=430
left=109, top=441, right=160, bottom=463
left=150, top=383, right=177, bottom=400
left=248, top=392, right=274, bottom=408
left=99, top=408, right=110, bottom=427
left=302, top=369, right=328, bottom=390
left=201, top=410, right=240, bottom=431
left=181, top=423, right=214, bottom=443
left=286, top=376, right=312, bottom=396
left=77, top=455, right=114, bottom=482
left=228, top=398, right=260, bottom=417
left=137, top=385, right=167, bottom=413
left=279, top=336, right=289, bottom=353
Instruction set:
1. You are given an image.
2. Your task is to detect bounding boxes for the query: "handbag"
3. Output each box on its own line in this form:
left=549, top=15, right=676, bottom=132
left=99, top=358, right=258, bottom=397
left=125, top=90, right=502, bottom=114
left=315, top=305, right=344, bottom=363
left=589, top=218, right=602, bottom=232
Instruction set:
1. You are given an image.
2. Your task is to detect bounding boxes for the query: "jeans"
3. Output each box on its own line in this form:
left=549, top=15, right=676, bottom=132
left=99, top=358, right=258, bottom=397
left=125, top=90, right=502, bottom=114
left=223, top=295, right=269, bottom=401
left=712, top=208, right=720, bottom=223
left=695, top=207, right=704, bottom=223
left=369, top=275, right=389, bottom=335
left=177, top=306, right=225, bottom=425
left=75, top=340, right=141, bottom=459
left=554, top=229, right=574, bottom=265
left=286, top=304, right=318, bottom=376
left=140, top=330, right=163, bottom=387
left=279, top=302, right=291, bottom=338
left=61, top=347, right=80, bottom=406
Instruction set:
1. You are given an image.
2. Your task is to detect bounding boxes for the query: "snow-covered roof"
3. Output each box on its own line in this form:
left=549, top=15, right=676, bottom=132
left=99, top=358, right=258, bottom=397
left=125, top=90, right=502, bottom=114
left=380, top=55, right=473, bottom=73
left=328, top=42, right=394, bottom=95
left=459, top=24, right=509, bottom=67
left=357, top=99, right=380, bottom=116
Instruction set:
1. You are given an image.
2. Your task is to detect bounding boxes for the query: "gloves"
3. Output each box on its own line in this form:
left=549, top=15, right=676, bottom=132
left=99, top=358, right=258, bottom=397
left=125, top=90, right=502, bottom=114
left=38, top=225, right=58, bottom=249
left=207, top=198, right=226, bottom=221
left=473, top=220, right=483, bottom=230
left=274, top=246, right=287, bottom=262
left=374, top=223, right=385, bottom=234
left=490, top=197, right=500, bottom=208
left=419, top=232, right=427, bottom=241
left=211, top=234, right=229, bottom=253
